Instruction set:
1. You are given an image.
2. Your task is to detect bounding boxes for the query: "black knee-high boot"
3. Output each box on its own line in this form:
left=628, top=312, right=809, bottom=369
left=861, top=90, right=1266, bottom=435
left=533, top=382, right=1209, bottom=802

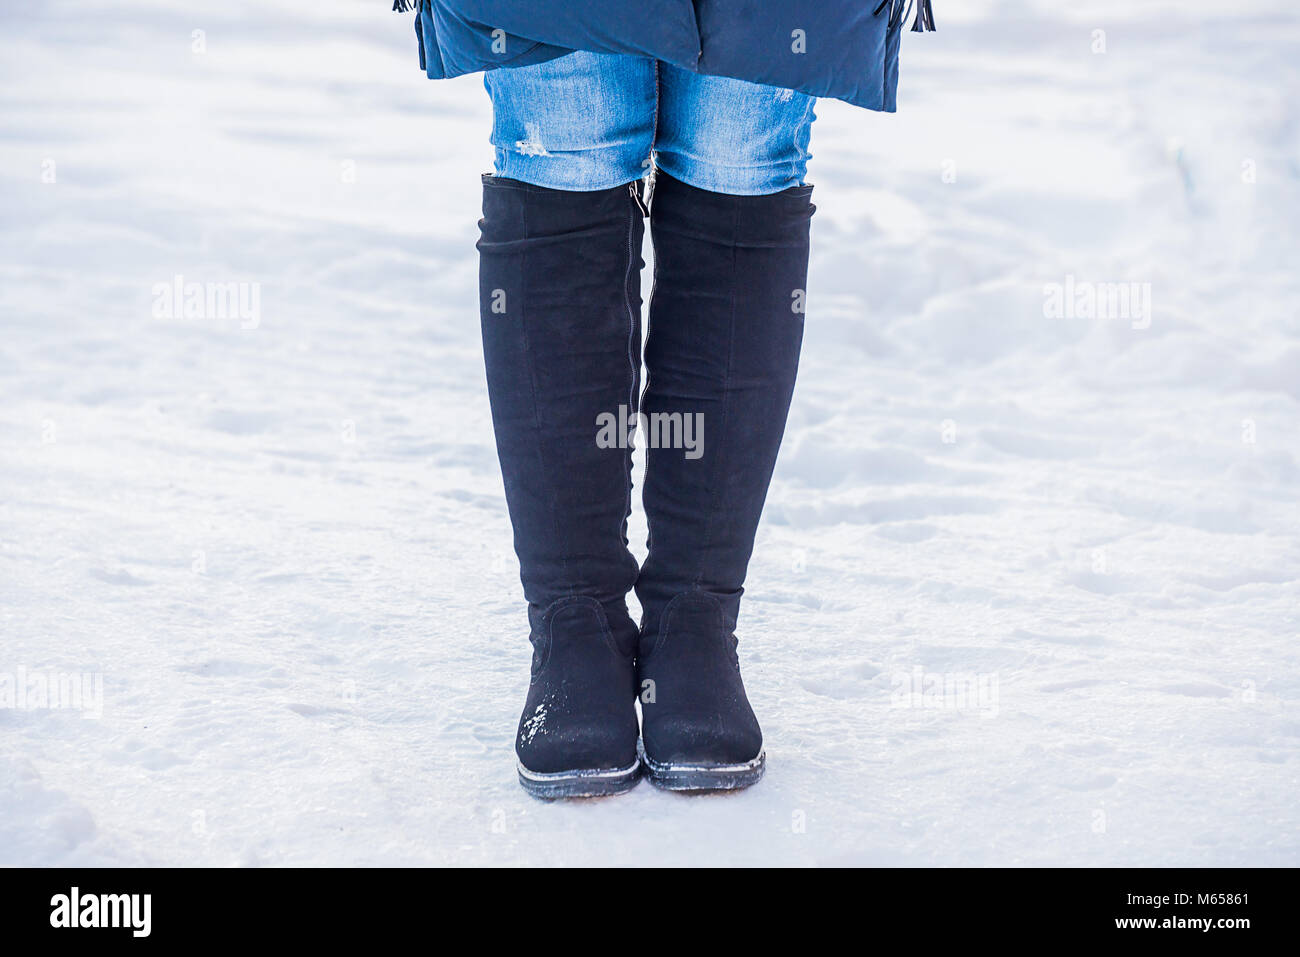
left=477, top=175, right=648, bottom=797
left=635, top=172, right=814, bottom=790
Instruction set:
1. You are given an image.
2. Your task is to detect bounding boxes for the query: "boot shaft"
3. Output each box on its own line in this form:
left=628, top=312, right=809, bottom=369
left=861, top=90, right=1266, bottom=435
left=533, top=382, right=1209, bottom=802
left=636, top=172, right=815, bottom=641
left=477, top=176, right=648, bottom=615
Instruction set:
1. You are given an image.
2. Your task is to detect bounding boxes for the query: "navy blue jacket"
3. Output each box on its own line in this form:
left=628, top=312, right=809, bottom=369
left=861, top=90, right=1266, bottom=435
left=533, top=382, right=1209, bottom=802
left=407, top=1, right=934, bottom=112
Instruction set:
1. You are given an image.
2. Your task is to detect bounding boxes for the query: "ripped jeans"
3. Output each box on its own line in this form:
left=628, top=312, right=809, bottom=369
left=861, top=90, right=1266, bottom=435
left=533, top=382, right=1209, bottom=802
left=483, top=50, right=817, bottom=196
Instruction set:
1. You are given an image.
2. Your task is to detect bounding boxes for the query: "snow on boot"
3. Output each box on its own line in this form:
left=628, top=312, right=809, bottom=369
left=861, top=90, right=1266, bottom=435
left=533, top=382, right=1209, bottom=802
left=515, top=597, right=640, bottom=798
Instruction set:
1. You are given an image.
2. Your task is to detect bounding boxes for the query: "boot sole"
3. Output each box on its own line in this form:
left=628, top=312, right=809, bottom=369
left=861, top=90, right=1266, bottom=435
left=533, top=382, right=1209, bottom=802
left=639, top=743, right=766, bottom=792
left=516, top=759, right=642, bottom=799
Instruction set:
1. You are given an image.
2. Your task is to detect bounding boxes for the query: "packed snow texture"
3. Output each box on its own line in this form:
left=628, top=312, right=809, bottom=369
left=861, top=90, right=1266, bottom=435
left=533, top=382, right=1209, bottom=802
left=1, top=0, right=1297, bottom=865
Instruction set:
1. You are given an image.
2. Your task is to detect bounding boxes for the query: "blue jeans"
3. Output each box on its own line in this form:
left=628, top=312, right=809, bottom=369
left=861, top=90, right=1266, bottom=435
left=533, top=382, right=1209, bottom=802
left=484, top=51, right=817, bottom=196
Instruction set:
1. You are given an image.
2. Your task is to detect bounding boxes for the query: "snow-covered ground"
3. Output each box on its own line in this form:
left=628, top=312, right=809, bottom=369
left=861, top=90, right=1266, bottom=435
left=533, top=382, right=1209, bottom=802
left=2, top=0, right=1297, bottom=866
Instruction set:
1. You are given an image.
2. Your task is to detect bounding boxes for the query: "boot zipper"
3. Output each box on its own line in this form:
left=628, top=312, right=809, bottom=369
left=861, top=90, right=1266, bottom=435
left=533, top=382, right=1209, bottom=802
left=624, top=182, right=643, bottom=429
left=629, top=181, right=649, bottom=218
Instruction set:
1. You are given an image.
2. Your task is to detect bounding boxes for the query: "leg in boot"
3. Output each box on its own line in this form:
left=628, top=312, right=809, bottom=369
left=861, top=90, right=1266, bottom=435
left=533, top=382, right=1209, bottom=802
left=478, top=53, right=656, bottom=797
left=636, top=71, right=817, bottom=790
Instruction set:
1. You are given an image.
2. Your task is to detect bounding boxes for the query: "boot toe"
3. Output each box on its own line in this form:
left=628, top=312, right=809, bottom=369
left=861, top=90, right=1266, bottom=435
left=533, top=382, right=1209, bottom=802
left=642, top=710, right=762, bottom=768
left=517, top=710, right=639, bottom=775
